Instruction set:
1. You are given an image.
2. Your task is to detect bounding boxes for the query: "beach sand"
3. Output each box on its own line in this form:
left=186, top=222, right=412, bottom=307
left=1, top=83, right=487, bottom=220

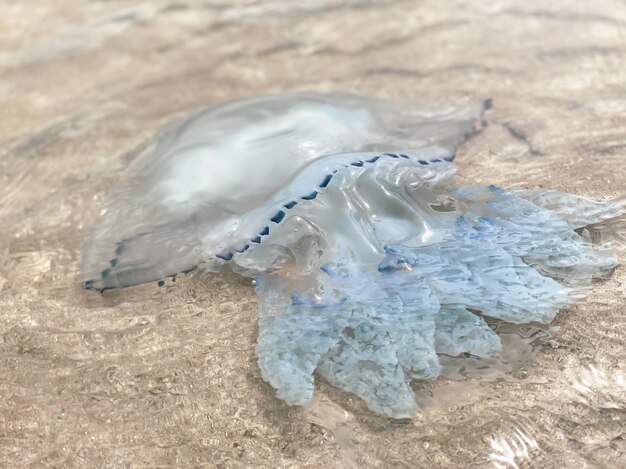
left=1, top=1, right=625, bottom=467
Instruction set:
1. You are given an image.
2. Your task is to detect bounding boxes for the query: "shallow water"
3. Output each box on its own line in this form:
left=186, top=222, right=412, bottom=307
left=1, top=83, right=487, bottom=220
left=1, top=1, right=626, bottom=468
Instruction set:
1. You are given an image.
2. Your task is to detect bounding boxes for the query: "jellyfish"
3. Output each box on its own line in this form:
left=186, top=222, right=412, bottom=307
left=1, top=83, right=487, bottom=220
left=82, top=92, right=623, bottom=418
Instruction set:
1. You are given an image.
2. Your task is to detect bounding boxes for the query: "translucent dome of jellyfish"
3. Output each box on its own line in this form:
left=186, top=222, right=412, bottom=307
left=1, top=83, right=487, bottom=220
left=82, top=92, right=624, bottom=418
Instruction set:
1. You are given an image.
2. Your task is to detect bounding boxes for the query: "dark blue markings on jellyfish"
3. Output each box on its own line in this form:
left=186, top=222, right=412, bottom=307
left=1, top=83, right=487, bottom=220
left=81, top=92, right=624, bottom=418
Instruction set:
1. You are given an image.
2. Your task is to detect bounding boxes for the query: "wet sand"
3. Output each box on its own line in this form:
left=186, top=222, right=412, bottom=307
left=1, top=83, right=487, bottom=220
left=1, top=1, right=625, bottom=467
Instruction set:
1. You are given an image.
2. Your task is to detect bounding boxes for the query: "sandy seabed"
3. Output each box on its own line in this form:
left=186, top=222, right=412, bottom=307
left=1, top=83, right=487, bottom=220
left=1, top=1, right=625, bottom=467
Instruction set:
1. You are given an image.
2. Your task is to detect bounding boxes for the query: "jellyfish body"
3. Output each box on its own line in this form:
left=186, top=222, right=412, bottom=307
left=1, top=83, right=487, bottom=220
left=82, top=92, right=623, bottom=418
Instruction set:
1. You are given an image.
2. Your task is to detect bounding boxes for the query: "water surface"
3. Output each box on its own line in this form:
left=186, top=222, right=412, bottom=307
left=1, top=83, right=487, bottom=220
left=1, top=1, right=625, bottom=467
